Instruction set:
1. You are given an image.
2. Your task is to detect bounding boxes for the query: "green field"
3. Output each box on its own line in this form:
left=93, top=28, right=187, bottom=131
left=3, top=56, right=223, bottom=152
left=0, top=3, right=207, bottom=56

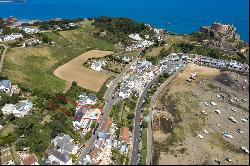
left=2, top=20, right=118, bottom=94
left=139, top=128, right=148, bottom=165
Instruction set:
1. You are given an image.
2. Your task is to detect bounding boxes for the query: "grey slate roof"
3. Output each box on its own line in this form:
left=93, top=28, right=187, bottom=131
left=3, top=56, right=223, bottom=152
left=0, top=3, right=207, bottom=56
left=15, top=101, right=27, bottom=110
left=0, top=80, right=11, bottom=89
left=88, top=94, right=97, bottom=101
left=50, top=150, right=70, bottom=163
left=53, top=134, right=75, bottom=153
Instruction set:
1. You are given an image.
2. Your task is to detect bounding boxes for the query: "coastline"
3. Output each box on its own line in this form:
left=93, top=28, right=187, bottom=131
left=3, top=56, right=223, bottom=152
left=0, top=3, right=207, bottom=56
left=5, top=16, right=249, bottom=43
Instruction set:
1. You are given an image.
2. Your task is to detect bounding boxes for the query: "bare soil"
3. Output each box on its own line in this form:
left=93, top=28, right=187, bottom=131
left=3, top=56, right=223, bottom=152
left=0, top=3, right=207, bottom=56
left=54, top=50, right=113, bottom=92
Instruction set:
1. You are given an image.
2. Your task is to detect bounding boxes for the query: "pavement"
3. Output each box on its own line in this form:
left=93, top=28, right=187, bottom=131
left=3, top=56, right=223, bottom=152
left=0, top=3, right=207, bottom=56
left=75, top=50, right=142, bottom=165
left=0, top=44, right=8, bottom=73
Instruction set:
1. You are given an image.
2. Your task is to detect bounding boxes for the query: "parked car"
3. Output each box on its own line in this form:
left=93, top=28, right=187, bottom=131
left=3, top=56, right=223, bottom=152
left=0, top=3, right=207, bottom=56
left=237, top=128, right=243, bottom=134
left=228, top=117, right=237, bottom=123
left=224, top=157, right=232, bottom=162
left=240, top=147, right=249, bottom=154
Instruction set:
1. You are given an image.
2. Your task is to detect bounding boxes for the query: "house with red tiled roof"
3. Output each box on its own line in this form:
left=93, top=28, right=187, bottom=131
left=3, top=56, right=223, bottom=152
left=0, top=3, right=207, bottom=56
left=119, top=127, right=132, bottom=144
left=21, top=154, right=38, bottom=165
left=88, top=147, right=103, bottom=164
left=97, top=118, right=112, bottom=139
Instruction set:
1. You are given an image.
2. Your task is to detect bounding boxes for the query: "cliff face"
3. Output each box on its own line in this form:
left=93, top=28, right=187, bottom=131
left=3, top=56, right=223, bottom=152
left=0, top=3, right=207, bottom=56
left=199, top=23, right=240, bottom=41
left=198, top=23, right=249, bottom=62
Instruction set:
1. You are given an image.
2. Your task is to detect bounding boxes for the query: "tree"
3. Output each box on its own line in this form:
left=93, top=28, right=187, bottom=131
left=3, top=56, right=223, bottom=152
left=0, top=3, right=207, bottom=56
left=90, top=121, right=96, bottom=129
left=72, top=81, right=77, bottom=86
left=127, top=113, right=135, bottom=120
left=115, top=128, right=120, bottom=136
left=41, top=35, right=52, bottom=43
left=4, top=113, right=16, bottom=123
left=2, top=27, right=12, bottom=35
left=178, top=43, right=194, bottom=53
left=0, top=17, right=4, bottom=28
left=0, top=133, right=17, bottom=145
left=9, top=94, right=20, bottom=104
left=208, top=49, right=220, bottom=59
left=142, top=120, right=148, bottom=128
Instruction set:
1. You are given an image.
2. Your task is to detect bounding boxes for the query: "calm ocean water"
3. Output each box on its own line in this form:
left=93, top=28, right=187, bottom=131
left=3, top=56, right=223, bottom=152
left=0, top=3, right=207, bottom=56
left=0, top=0, right=249, bottom=42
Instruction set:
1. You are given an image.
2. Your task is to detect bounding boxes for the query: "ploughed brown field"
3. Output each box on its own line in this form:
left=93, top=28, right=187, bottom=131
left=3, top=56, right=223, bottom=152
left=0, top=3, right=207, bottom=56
left=54, top=50, right=113, bottom=92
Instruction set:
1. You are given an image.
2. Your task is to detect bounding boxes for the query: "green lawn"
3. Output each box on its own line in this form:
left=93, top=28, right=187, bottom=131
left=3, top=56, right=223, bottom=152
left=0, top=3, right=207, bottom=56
left=3, top=20, right=118, bottom=94
left=139, top=128, right=147, bottom=165
left=0, top=124, right=16, bottom=137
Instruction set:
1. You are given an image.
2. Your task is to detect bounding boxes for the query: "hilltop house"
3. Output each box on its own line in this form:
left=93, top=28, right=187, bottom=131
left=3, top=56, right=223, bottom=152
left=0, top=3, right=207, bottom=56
left=121, top=56, right=131, bottom=63
left=129, top=33, right=142, bottom=41
left=1, top=100, right=33, bottom=117
left=91, top=61, right=106, bottom=72
left=19, top=27, right=39, bottom=34
left=0, top=80, right=12, bottom=94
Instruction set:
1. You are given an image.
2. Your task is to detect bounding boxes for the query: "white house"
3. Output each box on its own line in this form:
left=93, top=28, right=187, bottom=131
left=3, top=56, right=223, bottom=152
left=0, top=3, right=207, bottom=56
left=69, top=23, right=79, bottom=27
left=0, top=80, right=12, bottom=94
left=21, top=27, right=39, bottom=34
left=0, top=33, right=23, bottom=42
left=127, top=80, right=136, bottom=89
left=1, top=104, right=15, bottom=115
left=129, top=33, right=142, bottom=41
left=1, top=100, right=33, bottom=117
left=91, top=61, right=105, bottom=72
left=118, top=87, right=131, bottom=99
left=13, top=100, right=33, bottom=117
left=121, top=56, right=131, bottom=63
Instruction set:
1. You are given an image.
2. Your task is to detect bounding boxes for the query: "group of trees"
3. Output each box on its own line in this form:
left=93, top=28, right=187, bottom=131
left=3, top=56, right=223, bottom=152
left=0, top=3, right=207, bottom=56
left=93, top=16, right=149, bottom=35
left=92, top=16, right=151, bottom=45
left=0, top=82, right=82, bottom=150
left=35, top=33, right=52, bottom=43
left=0, top=93, right=21, bottom=108
left=1, top=108, right=80, bottom=154
left=174, top=43, right=222, bottom=59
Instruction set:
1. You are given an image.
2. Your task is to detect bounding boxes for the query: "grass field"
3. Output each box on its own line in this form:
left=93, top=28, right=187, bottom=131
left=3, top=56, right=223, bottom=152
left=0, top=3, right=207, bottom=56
left=139, top=128, right=148, bottom=165
left=3, top=20, right=118, bottom=94
left=0, top=124, right=16, bottom=137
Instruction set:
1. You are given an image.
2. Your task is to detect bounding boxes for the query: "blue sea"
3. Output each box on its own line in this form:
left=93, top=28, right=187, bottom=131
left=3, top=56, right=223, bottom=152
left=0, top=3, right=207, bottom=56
left=0, top=0, right=249, bottom=42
